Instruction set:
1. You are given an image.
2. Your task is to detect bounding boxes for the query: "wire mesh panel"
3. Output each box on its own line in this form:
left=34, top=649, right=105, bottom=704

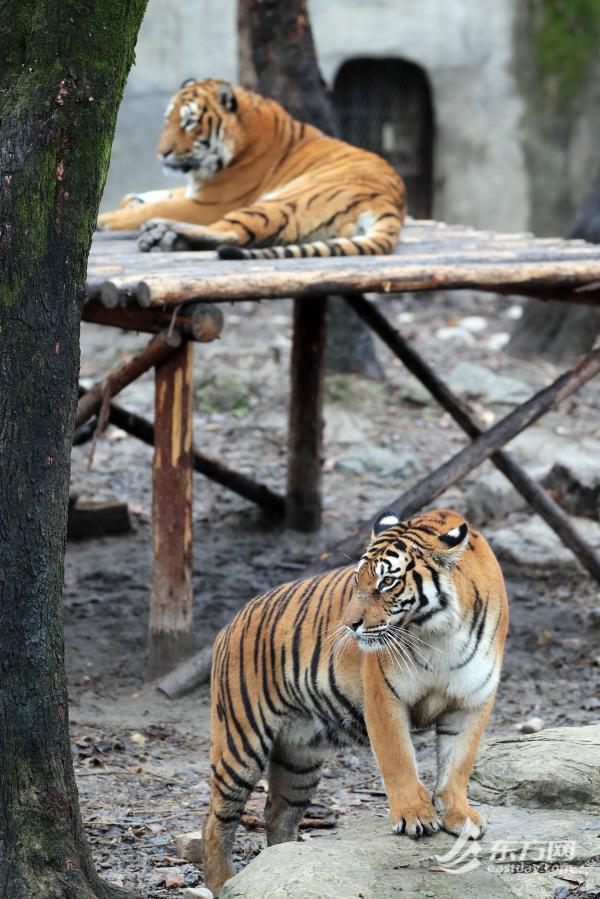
left=333, top=58, right=434, bottom=219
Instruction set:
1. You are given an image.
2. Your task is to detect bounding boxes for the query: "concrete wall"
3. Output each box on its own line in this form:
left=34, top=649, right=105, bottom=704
left=101, top=0, right=598, bottom=236
left=102, top=0, right=238, bottom=211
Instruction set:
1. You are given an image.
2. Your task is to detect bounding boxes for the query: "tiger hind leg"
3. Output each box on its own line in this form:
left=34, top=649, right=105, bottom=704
left=202, top=701, right=271, bottom=895
left=202, top=755, right=265, bottom=895
left=265, top=740, right=326, bottom=846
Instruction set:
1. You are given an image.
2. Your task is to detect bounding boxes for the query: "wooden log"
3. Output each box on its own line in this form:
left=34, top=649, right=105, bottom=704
left=75, top=330, right=181, bottom=428
left=155, top=645, right=213, bottom=698
left=84, top=254, right=600, bottom=308
left=344, top=296, right=600, bottom=582
left=286, top=296, right=327, bottom=531
left=67, top=496, right=131, bottom=540
left=148, top=340, right=195, bottom=679
left=82, top=301, right=224, bottom=343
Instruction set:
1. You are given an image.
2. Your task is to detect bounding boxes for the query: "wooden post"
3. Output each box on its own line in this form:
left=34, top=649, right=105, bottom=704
left=286, top=297, right=327, bottom=531
left=147, top=339, right=195, bottom=679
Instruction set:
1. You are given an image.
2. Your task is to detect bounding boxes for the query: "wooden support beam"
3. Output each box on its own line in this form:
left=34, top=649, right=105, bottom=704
left=75, top=330, right=181, bottom=428
left=345, top=296, right=600, bottom=583
left=286, top=296, right=327, bottom=531
left=148, top=340, right=194, bottom=679
left=83, top=301, right=224, bottom=343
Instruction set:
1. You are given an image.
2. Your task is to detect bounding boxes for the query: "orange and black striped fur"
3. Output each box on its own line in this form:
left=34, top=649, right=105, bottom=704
left=97, top=78, right=406, bottom=259
left=203, top=509, right=508, bottom=895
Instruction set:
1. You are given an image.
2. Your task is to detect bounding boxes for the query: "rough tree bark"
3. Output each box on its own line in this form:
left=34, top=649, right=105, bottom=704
left=0, top=2, right=147, bottom=897
left=508, top=164, right=600, bottom=361
left=237, top=0, right=383, bottom=378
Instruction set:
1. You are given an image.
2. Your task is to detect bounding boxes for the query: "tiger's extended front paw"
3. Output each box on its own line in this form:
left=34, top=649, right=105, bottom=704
left=97, top=209, right=141, bottom=231
left=138, top=219, right=190, bottom=252
left=440, top=803, right=486, bottom=840
left=391, top=788, right=441, bottom=838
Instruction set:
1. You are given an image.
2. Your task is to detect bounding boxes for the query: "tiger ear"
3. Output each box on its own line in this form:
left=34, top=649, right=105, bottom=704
left=371, top=510, right=400, bottom=540
left=438, top=521, right=469, bottom=564
left=218, top=83, right=238, bottom=113
left=180, top=78, right=197, bottom=89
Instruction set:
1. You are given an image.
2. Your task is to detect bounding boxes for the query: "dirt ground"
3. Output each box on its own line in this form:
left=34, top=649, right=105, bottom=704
left=68, top=288, right=600, bottom=896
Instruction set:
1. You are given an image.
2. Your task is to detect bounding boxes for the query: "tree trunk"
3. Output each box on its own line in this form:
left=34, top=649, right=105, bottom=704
left=508, top=164, right=600, bottom=361
left=0, top=2, right=147, bottom=897
left=237, top=0, right=383, bottom=378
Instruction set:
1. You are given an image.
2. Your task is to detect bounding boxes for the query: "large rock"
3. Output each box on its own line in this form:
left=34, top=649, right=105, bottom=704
left=509, top=428, right=600, bottom=474
left=220, top=805, right=600, bottom=899
left=465, top=470, right=529, bottom=523
left=336, top=444, right=421, bottom=479
left=542, top=462, right=600, bottom=521
left=489, top=514, right=600, bottom=572
left=470, top=725, right=600, bottom=812
left=447, top=362, right=533, bottom=404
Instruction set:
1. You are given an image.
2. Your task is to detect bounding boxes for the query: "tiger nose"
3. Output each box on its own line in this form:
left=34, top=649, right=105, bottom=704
left=346, top=617, right=363, bottom=633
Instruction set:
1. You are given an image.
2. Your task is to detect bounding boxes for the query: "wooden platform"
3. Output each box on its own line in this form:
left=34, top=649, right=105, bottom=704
left=81, top=221, right=600, bottom=679
left=87, top=219, right=600, bottom=308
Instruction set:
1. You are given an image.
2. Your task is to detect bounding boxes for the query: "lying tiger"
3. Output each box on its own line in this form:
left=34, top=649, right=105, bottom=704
left=203, top=509, right=509, bottom=895
left=97, top=78, right=406, bottom=259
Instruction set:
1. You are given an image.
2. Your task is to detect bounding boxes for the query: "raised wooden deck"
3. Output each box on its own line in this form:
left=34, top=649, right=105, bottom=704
left=86, top=219, right=600, bottom=308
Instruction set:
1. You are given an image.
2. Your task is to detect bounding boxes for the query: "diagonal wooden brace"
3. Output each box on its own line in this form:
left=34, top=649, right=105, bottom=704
left=75, top=330, right=181, bottom=428
left=338, top=296, right=600, bottom=582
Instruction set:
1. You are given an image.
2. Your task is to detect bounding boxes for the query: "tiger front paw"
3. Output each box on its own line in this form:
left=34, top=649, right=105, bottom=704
left=390, top=788, right=441, bottom=838
left=439, top=802, right=486, bottom=840
left=137, top=219, right=191, bottom=252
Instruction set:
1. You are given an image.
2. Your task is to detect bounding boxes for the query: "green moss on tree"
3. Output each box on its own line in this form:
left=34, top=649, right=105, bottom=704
left=0, top=2, right=147, bottom=896
left=535, top=0, right=600, bottom=101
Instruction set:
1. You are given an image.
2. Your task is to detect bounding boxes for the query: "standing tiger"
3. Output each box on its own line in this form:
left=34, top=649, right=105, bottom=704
left=97, top=78, right=406, bottom=259
left=203, top=509, right=509, bottom=896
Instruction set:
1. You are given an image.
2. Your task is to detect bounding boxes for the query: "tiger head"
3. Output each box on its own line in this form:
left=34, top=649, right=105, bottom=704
left=343, top=509, right=470, bottom=650
left=157, top=78, right=248, bottom=180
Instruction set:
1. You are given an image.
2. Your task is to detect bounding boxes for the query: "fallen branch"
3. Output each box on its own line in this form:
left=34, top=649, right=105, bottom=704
left=155, top=646, right=213, bottom=699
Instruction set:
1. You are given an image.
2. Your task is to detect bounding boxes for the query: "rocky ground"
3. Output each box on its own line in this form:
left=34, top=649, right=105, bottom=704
left=68, top=288, right=600, bottom=897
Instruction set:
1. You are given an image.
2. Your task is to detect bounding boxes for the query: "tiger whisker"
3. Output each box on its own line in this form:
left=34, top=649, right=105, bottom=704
left=382, top=632, right=407, bottom=676
left=395, top=638, right=418, bottom=681
left=389, top=625, right=450, bottom=656
left=384, top=631, right=416, bottom=681
left=389, top=631, right=432, bottom=671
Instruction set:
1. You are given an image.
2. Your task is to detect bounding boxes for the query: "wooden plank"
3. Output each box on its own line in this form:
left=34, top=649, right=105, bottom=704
left=148, top=340, right=195, bottom=679
left=86, top=220, right=600, bottom=307
left=286, top=296, right=327, bottom=532
left=85, top=257, right=600, bottom=307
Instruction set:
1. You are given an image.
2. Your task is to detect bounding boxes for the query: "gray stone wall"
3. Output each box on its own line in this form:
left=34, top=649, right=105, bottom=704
left=101, top=0, right=238, bottom=211
left=101, top=0, right=600, bottom=237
